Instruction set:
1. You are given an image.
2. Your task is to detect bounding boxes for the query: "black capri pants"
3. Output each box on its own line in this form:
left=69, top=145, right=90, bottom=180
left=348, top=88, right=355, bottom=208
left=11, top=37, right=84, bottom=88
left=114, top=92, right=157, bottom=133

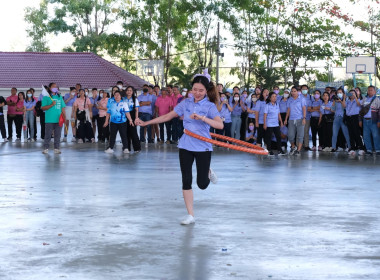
left=179, top=148, right=212, bottom=190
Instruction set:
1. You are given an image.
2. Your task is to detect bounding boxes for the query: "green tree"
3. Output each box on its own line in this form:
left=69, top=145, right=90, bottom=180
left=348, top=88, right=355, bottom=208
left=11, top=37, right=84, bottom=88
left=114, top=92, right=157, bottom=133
left=24, top=0, right=50, bottom=52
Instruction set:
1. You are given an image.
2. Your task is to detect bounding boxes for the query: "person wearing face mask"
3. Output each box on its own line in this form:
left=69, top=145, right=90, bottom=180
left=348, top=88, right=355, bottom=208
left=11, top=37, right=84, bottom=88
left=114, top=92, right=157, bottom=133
left=301, top=85, right=312, bottom=151
left=96, top=90, right=110, bottom=143
left=273, top=86, right=280, bottom=97
left=90, top=88, right=99, bottom=140
left=318, top=92, right=334, bottom=151
left=255, top=88, right=269, bottom=147
left=41, top=83, right=66, bottom=154
left=239, top=89, right=248, bottom=140
left=63, top=87, right=77, bottom=142
left=330, top=88, right=351, bottom=153
left=155, top=88, right=174, bottom=144
left=279, top=89, right=290, bottom=124
left=360, top=85, right=380, bottom=155
left=137, top=84, right=154, bottom=143
left=230, top=92, right=244, bottom=140
left=73, top=89, right=94, bottom=143
left=116, top=81, right=127, bottom=98
left=345, top=89, right=365, bottom=155
left=150, top=86, right=160, bottom=142
left=24, top=90, right=36, bottom=142
left=309, top=90, right=322, bottom=151
left=264, top=92, right=286, bottom=156
left=246, top=93, right=258, bottom=127
left=216, top=92, right=233, bottom=138
left=245, top=122, right=256, bottom=143
left=284, top=86, right=307, bottom=155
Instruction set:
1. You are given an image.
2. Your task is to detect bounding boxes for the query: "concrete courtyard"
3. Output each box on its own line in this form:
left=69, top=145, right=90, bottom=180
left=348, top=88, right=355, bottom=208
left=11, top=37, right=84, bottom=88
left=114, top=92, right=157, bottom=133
left=0, top=141, right=379, bottom=280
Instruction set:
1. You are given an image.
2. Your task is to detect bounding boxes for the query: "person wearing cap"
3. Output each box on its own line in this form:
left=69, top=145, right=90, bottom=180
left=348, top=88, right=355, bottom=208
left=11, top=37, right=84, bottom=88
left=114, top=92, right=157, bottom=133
left=136, top=69, right=223, bottom=225
left=137, top=84, right=154, bottom=143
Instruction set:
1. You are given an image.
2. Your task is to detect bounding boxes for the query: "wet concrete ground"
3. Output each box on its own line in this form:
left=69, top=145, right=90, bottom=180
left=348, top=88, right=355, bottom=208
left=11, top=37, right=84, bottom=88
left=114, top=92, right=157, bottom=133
left=0, top=140, right=380, bottom=280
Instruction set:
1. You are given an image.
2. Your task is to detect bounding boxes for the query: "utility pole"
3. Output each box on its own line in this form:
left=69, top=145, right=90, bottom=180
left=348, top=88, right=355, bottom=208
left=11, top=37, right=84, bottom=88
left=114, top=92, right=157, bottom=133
left=216, top=22, right=220, bottom=85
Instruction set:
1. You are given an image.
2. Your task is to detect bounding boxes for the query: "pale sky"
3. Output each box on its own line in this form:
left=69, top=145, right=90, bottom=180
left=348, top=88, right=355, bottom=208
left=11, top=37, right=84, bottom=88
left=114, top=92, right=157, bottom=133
left=0, top=0, right=374, bottom=82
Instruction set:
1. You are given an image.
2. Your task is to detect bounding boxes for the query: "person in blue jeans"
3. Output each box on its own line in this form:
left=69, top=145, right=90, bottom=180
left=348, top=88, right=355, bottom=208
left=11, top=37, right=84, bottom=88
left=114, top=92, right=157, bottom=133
left=137, top=85, right=154, bottom=143
left=330, top=88, right=351, bottom=153
left=230, top=92, right=244, bottom=139
left=359, top=85, right=380, bottom=155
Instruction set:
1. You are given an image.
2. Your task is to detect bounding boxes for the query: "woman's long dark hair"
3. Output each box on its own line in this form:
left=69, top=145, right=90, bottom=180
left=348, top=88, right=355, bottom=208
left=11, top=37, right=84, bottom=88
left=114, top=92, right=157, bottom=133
left=232, top=93, right=241, bottom=106
left=17, top=92, right=25, bottom=103
left=25, top=90, right=34, bottom=103
left=126, top=86, right=137, bottom=110
left=191, top=75, right=219, bottom=105
left=266, top=92, right=276, bottom=104
left=259, top=88, right=269, bottom=102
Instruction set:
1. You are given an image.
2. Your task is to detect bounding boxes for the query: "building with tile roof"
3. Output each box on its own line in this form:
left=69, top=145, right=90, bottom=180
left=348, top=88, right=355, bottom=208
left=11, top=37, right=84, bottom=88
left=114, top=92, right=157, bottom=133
left=0, top=52, right=149, bottom=90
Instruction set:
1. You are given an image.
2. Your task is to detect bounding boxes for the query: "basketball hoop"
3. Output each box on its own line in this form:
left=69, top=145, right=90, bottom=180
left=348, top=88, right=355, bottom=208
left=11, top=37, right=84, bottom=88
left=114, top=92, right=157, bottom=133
left=357, top=71, right=364, bottom=74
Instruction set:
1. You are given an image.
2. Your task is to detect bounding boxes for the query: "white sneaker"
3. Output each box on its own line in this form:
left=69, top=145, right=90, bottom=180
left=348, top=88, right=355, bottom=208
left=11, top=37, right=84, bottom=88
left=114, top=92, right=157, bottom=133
left=358, top=150, right=365, bottom=156
left=91, top=138, right=95, bottom=143
left=123, top=149, right=130, bottom=154
left=42, top=149, right=49, bottom=154
left=348, top=150, right=356, bottom=156
left=71, top=137, right=76, bottom=142
left=337, top=147, right=344, bottom=152
left=208, top=168, right=218, bottom=184
left=77, top=139, right=83, bottom=144
left=181, top=215, right=195, bottom=225
left=54, top=149, right=61, bottom=154
left=31, top=139, right=35, bottom=142
left=3, top=138, right=8, bottom=142
left=15, top=138, right=21, bottom=142
left=105, top=148, right=114, bottom=154
left=62, top=137, right=67, bottom=142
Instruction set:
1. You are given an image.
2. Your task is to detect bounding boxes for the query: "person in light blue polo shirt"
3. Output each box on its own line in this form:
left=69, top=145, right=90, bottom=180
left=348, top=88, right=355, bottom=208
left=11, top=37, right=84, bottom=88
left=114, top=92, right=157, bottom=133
left=309, top=90, right=322, bottom=151
left=229, top=92, right=244, bottom=140
left=360, top=85, right=380, bottom=155
left=284, top=86, right=306, bottom=155
left=63, top=87, right=77, bottom=142
left=138, top=84, right=154, bottom=143
left=136, top=69, right=223, bottom=226
left=264, top=92, right=285, bottom=156
left=216, top=92, right=232, bottom=137
left=255, top=88, right=269, bottom=147
left=330, top=88, right=351, bottom=153
left=301, top=85, right=312, bottom=150
left=345, top=89, right=365, bottom=155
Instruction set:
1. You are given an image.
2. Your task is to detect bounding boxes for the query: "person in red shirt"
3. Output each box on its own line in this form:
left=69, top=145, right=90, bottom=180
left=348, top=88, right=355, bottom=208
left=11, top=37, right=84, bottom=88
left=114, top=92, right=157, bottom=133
left=6, top=88, right=20, bottom=141
left=155, top=88, right=173, bottom=144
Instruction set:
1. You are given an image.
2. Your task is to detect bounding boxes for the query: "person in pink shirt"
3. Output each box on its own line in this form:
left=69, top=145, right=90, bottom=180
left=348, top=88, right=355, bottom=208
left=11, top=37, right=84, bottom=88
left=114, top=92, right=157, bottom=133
left=155, top=88, right=173, bottom=143
left=96, top=90, right=110, bottom=143
left=14, top=92, right=26, bottom=141
left=6, top=87, right=19, bottom=140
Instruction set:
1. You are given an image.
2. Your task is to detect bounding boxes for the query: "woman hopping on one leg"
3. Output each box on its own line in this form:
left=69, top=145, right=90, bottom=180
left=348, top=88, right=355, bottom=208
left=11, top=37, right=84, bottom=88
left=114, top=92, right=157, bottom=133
left=136, top=69, right=223, bottom=225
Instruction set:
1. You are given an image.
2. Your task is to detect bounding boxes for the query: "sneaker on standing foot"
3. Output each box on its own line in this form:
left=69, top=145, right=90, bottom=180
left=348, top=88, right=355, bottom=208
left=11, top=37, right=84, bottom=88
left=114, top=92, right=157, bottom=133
left=294, top=150, right=300, bottom=155
left=42, top=149, right=49, bottom=154
left=209, top=168, right=218, bottom=184
left=54, top=149, right=61, bottom=154
left=123, top=149, right=130, bottom=154
left=3, top=138, right=8, bottom=142
left=311, top=146, right=316, bottom=151
left=62, top=136, right=67, bottom=142
left=268, top=150, right=275, bottom=156
left=358, top=150, right=365, bottom=156
left=289, top=146, right=297, bottom=155
left=181, top=214, right=195, bottom=225
left=78, top=139, right=83, bottom=144
left=105, top=147, right=114, bottom=154
left=278, top=150, right=286, bottom=156
left=71, top=137, right=76, bottom=142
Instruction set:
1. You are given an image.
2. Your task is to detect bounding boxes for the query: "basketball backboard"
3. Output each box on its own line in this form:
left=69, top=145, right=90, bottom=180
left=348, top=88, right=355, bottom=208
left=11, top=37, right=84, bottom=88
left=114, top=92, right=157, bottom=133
left=346, top=56, right=376, bottom=74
